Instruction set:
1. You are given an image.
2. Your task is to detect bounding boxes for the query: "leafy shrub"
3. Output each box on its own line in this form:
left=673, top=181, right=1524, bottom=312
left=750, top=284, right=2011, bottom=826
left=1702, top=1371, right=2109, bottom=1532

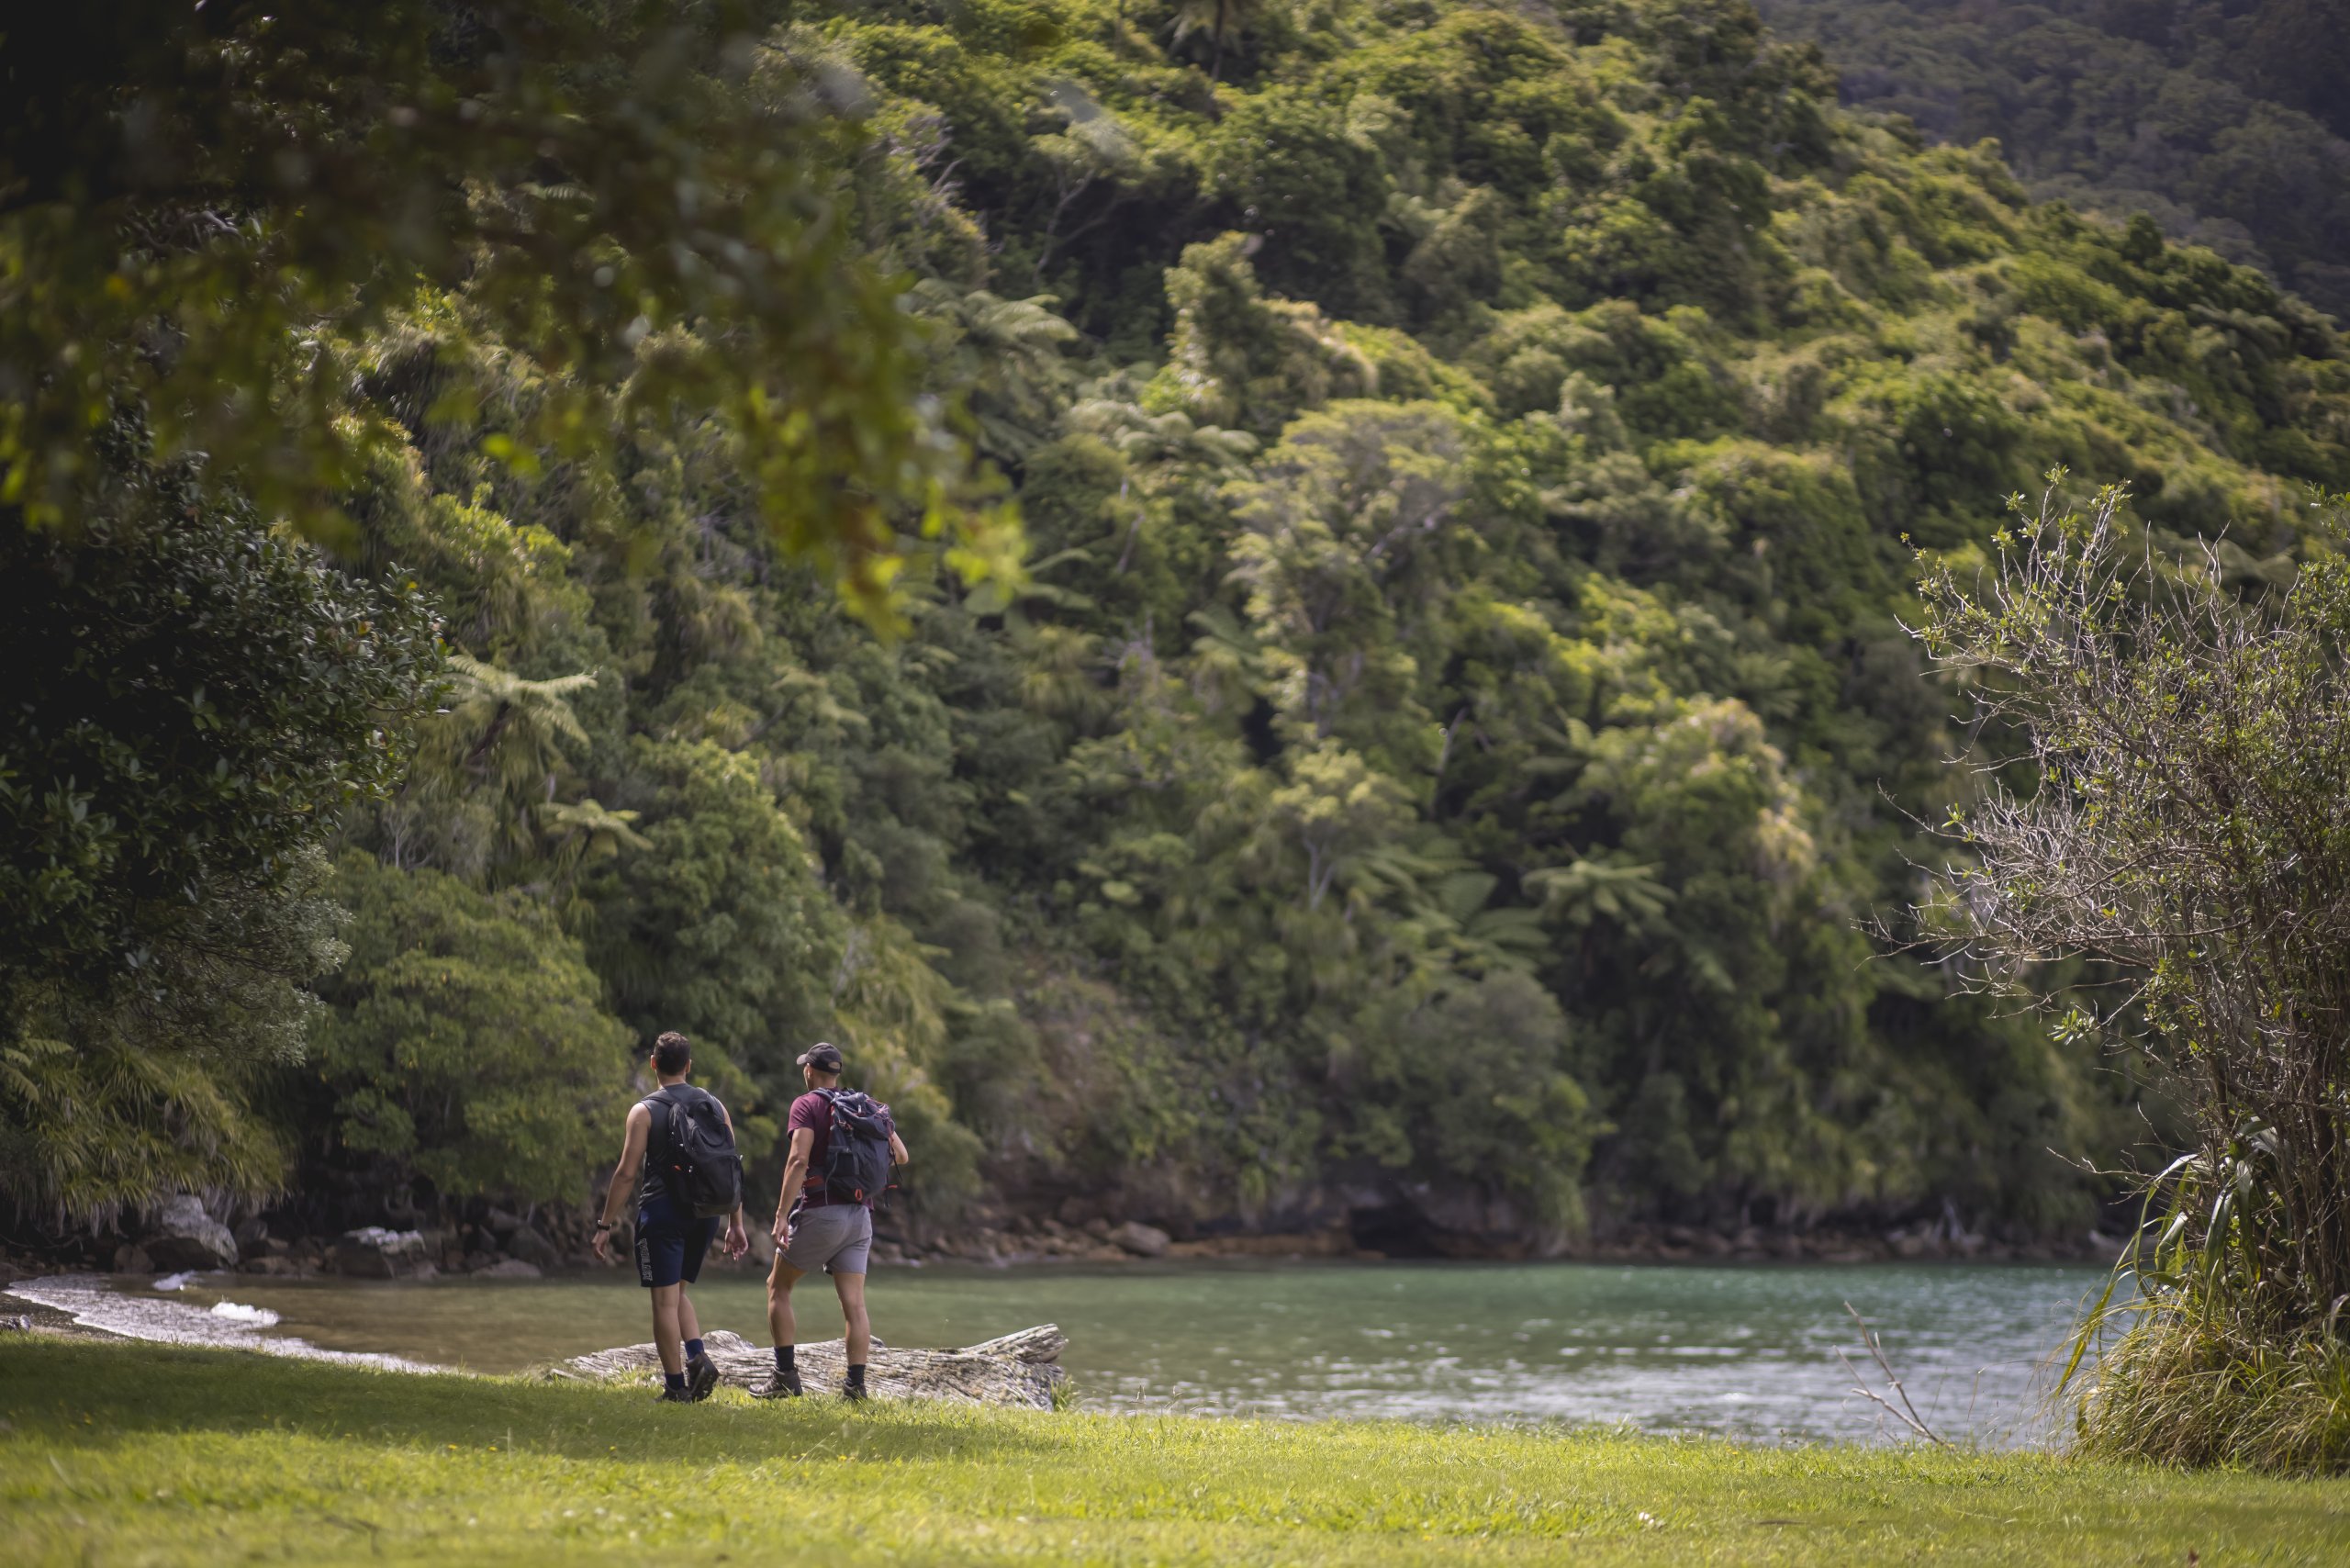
left=313, top=856, right=632, bottom=1205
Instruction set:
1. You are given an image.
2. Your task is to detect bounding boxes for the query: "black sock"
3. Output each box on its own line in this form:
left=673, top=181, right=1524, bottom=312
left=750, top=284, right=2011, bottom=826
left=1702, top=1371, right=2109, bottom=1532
left=686, top=1338, right=704, bottom=1361
left=775, top=1344, right=795, bottom=1372
left=665, top=1371, right=687, bottom=1392
left=846, top=1362, right=866, bottom=1387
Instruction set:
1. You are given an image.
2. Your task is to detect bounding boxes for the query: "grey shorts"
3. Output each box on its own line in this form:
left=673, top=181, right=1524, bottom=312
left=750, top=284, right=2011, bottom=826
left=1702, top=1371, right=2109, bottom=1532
left=781, top=1203, right=872, bottom=1275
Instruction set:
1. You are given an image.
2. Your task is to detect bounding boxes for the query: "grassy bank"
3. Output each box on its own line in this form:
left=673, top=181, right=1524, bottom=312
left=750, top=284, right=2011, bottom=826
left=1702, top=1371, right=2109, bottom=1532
left=2, top=1339, right=2346, bottom=1565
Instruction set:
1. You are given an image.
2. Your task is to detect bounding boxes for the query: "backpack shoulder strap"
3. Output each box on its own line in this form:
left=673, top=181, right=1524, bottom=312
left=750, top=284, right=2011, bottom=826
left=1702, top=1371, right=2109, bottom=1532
left=643, top=1088, right=681, bottom=1154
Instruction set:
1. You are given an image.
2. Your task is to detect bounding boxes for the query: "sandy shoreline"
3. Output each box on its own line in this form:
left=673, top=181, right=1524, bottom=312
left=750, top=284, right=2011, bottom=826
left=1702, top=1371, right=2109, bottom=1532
left=3, top=1273, right=440, bottom=1371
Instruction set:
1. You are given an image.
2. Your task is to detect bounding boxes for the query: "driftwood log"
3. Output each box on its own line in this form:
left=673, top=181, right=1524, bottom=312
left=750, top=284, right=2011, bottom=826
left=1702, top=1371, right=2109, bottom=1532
left=554, top=1325, right=1067, bottom=1408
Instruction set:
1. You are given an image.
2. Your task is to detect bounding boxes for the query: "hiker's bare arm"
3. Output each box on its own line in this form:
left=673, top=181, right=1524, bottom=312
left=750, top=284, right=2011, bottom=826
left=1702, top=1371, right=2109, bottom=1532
left=605, top=1103, right=652, bottom=1208
left=773, top=1126, right=816, bottom=1244
left=591, top=1103, right=652, bottom=1261
left=889, top=1131, right=910, bottom=1167
left=778, top=1126, right=815, bottom=1197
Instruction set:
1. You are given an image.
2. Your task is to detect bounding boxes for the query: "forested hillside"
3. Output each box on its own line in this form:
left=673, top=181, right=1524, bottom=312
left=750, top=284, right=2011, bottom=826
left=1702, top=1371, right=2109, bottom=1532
left=1759, top=0, right=2350, bottom=318
left=6, top=0, right=2347, bottom=1259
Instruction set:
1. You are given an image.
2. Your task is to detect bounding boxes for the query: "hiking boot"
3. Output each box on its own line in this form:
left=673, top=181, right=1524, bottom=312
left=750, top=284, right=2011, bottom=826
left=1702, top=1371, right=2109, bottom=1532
left=685, top=1351, right=720, bottom=1403
left=842, top=1379, right=867, bottom=1404
left=752, top=1365, right=803, bottom=1399
left=655, top=1385, right=695, bottom=1404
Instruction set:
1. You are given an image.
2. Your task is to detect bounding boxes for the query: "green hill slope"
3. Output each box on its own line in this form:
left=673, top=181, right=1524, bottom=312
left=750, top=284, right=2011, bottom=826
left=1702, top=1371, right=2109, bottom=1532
left=35, top=0, right=2349, bottom=1256
left=1757, top=0, right=2350, bottom=319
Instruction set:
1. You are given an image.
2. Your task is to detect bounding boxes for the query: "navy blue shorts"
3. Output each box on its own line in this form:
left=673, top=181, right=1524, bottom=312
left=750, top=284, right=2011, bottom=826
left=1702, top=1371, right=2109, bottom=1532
left=634, top=1194, right=720, bottom=1289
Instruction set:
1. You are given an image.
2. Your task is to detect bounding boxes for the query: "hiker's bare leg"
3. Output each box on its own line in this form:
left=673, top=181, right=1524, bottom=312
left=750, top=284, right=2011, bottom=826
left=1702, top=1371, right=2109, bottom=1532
left=767, top=1255, right=804, bottom=1348
left=677, top=1289, right=702, bottom=1350
left=834, top=1269, right=870, bottom=1364
left=649, top=1282, right=686, bottom=1376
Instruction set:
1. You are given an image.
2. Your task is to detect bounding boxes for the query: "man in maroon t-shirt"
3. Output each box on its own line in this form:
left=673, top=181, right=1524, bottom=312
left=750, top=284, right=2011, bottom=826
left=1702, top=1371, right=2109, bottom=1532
left=755, top=1041, right=907, bottom=1400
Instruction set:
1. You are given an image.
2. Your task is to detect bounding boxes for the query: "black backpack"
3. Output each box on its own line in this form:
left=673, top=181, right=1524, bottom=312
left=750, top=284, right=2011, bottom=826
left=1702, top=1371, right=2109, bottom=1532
left=647, top=1085, right=744, bottom=1218
left=814, top=1088, right=893, bottom=1208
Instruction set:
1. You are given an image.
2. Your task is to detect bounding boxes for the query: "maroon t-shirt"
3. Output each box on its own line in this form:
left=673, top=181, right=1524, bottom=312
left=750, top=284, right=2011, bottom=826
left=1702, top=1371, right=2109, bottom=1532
left=789, top=1090, right=893, bottom=1210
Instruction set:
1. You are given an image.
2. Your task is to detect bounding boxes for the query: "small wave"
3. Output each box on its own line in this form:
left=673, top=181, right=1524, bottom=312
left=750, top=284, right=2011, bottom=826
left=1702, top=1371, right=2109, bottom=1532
left=152, top=1272, right=196, bottom=1292
left=208, top=1301, right=281, bottom=1327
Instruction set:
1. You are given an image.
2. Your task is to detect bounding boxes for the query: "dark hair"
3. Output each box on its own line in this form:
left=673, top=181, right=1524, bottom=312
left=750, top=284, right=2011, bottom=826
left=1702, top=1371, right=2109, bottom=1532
left=652, top=1031, right=691, bottom=1076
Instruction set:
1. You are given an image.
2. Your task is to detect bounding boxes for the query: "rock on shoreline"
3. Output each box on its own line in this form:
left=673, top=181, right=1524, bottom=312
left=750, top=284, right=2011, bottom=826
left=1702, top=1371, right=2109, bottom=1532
left=142, top=1197, right=239, bottom=1273
left=555, top=1325, right=1068, bottom=1408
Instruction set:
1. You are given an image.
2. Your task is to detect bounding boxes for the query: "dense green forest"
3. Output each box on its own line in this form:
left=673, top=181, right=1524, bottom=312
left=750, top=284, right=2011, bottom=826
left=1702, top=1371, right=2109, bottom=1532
left=6, top=0, right=2347, bottom=1258
left=1759, top=0, right=2350, bottom=318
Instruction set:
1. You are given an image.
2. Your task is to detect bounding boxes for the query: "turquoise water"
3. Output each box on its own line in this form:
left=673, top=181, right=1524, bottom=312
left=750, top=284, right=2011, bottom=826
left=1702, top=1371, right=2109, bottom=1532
left=149, top=1258, right=2102, bottom=1443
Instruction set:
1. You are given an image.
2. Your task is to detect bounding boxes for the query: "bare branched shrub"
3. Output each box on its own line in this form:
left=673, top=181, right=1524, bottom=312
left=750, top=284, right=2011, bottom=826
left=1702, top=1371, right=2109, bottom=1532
left=1909, top=475, right=2350, bottom=1469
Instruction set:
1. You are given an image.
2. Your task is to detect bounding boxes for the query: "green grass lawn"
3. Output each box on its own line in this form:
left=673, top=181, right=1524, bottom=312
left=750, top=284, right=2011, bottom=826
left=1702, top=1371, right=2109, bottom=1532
left=1, top=1338, right=2344, bottom=1564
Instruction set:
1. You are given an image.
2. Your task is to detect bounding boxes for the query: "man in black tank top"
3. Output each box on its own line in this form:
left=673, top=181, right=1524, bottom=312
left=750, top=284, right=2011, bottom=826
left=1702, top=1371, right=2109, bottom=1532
left=591, top=1032, right=748, bottom=1401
